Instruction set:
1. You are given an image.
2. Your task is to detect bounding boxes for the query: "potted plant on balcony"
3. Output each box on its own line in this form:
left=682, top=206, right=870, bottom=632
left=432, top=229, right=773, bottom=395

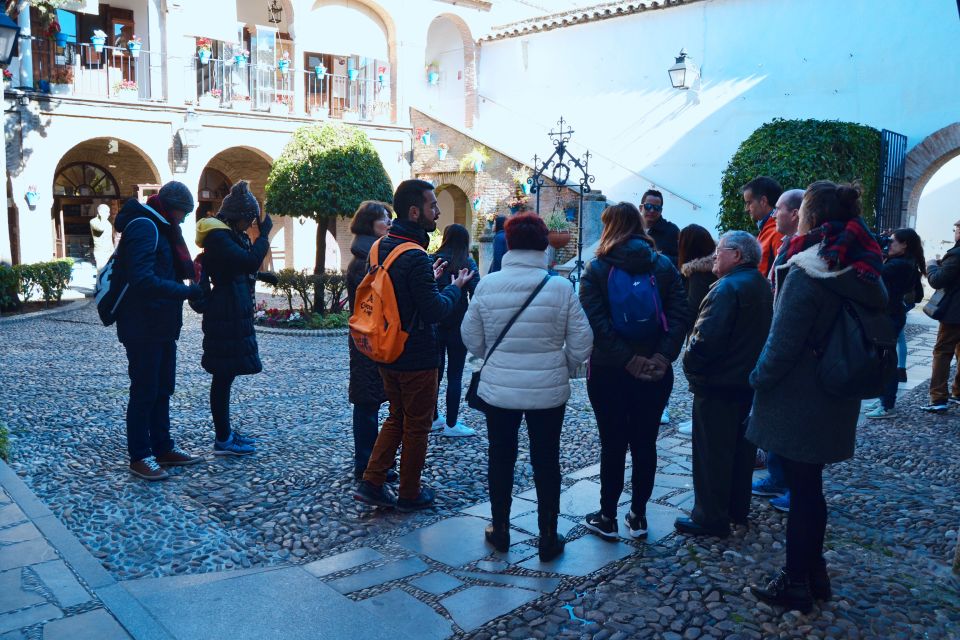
left=91, top=29, right=107, bottom=53
left=377, top=65, right=386, bottom=86
left=3, top=69, right=12, bottom=91
left=270, top=96, right=290, bottom=115
left=196, top=38, right=213, bottom=65
left=426, top=62, right=439, bottom=86
left=50, top=66, right=73, bottom=95
left=314, top=63, right=326, bottom=79
left=437, top=143, right=448, bottom=160
left=507, top=195, right=529, bottom=215
left=45, top=17, right=66, bottom=47
left=231, top=94, right=251, bottom=112
left=198, top=88, right=221, bottom=109
left=416, top=128, right=431, bottom=146
left=509, top=166, right=533, bottom=195
left=459, top=146, right=490, bottom=173
left=113, top=79, right=138, bottom=101
left=277, top=51, right=290, bottom=74
left=233, top=49, right=249, bottom=67
left=127, top=35, right=142, bottom=58
left=546, top=212, right=572, bottom=249
left=25, top=185, right=39, bottom=208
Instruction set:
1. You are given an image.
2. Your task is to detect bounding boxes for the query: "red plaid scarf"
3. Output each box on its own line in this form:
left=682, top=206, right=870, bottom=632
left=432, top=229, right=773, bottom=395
left=784, top=216, right=883, bottom=281
left=147, top=195, right=196, bottom=282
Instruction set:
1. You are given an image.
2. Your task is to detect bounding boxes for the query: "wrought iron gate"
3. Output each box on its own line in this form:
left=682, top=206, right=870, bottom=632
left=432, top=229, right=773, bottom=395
left=874, top=129, right=907, bottom=232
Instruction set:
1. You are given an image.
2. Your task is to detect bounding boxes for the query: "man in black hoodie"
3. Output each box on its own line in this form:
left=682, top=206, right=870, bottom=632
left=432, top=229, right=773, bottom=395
left=354, top=180, right=474, bottom=511
left=114, top=182, right=202, bottom=481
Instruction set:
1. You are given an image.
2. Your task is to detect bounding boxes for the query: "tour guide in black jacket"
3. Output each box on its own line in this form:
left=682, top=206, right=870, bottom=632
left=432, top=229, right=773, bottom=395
left=113, top=181, right=203, bottom=481
left=678, top=232, right=773, bottom=537
left=356, top=180, right=474, bottom=512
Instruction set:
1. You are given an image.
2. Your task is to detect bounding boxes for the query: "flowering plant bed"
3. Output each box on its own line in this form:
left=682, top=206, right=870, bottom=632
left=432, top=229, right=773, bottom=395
left=254, top=303, right=349, bottom=330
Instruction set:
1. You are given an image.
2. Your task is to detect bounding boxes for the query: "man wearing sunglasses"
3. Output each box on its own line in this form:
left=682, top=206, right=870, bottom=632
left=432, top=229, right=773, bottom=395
left=640, top=189, right=679, bottom=266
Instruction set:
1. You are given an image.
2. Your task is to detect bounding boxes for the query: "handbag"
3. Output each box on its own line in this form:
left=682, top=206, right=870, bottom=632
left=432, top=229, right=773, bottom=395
left=923, top=289, right=951, bottom=320
left=466, top=274, right=551, bottom=413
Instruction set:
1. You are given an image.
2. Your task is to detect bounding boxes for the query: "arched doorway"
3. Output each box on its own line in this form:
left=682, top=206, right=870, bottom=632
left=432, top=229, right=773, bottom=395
left=52, top=139, right=161, bottom=260
left=425, top=14, right=476, bottom=129
left=435, top=183, right=469, bottom=235
left=903, top=123, right=960, bottom=258
left=197, top=168, right=232, bottom=218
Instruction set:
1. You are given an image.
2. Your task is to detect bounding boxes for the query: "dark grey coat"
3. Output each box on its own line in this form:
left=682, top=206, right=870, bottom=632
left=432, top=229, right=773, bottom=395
left=746, top=245, right=888, bottom=465
left=927, top=243, right=960, bottom=323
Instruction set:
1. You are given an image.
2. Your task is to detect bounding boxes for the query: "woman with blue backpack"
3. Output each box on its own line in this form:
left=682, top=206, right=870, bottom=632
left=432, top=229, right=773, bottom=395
left=578, top=202, right=690, bottom=539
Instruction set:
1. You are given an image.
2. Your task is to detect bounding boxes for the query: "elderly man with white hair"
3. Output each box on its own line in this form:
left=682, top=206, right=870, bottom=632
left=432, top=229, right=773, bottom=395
left=675, top=231, right=773, bottom=538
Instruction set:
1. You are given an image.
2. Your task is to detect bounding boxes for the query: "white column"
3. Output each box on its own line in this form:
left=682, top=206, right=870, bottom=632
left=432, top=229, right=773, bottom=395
left=147, top=0, right=164, bottom=101
left=16, top=0, right=33, bottom=90
left=288, top=23, right=305, bottom=116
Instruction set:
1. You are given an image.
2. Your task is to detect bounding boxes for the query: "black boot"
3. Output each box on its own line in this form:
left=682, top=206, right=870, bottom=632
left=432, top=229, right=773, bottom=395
left=751, top=569, right=814, bottom=614
left=484, top=503, right=511, bottom=552
left=897, top=367, right=908, bottom=383
left=537, top=511, right=566, bottom=562
left=808, top=559, right=832, bottom=601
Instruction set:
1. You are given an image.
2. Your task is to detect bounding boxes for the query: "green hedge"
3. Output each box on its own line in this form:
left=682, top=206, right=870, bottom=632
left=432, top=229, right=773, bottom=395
left=718, top=119, right=882, bottom=233
left=0, top=259, right=74, bottom=311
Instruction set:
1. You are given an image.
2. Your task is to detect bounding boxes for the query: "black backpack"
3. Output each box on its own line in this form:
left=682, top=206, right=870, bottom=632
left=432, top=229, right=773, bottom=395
left=95, top=217, right=157, bottom=326
left=814, top=299, right=897, bottom=399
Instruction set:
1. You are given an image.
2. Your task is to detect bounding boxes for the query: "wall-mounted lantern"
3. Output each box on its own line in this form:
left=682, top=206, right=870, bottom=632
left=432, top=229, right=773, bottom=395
left=668, top=49, right=699, bottom=90
left=267, top=0, right=283, bottom=25
left=0, top=11, right=21, bottom=65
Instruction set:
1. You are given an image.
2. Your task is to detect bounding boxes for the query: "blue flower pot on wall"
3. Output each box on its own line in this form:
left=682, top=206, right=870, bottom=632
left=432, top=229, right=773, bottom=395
left=315, top=65, right=326, bottom=79
left=127, top=41, right=141, bottom=58
left=91, top=35, right=105, bottom=52
left=25, top=191, right=39, bottom=207
left=278, top=59, right=290, bottom=74
left=428, top=71, right=439, bottom=86
left=421, top=132, right=431, bottom=146
left=437, top=147, right=447, bottom=160
left=473, top=160, right=484, bottom=172
left=55, top=32, right=68, bottom=47
left=348, top=69, right=359, bottom=81
left=198, top=49, right=210, bottom=65
left=234, top=54, right=247, bottom=67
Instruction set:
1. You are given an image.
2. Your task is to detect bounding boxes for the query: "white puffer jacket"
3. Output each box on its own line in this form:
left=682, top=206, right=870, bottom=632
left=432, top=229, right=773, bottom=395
left=461, top=250, right=594, bottom=410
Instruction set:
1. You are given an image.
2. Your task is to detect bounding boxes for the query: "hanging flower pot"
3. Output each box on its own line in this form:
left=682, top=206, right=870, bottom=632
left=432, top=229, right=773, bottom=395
left=278, top=59, right=290, bottom=74
left=127, top=37, right=142, bottom=58
left=234, top=53, right=248, bottom=67
left=198, top=49, right=210, bottom=65
left=421, top=132, right=431, bottom=145
left=520, top=182, right=531, bottom=195
left=437, top=144, right=448, bottom=160
left=314, top=65, right=326, bottom=79
left=91, top=32, right=106, bottom=53
left=548, top=230, right=571, bottom=249
left=54, top=32, right=68, bottom=47
left=473, top=160, right=484, bottom=172
left=347, top=68, right=359, bottom=81
left=25, top=190, right=39, bottom=207
left=473, top=197, right=482, bottom=212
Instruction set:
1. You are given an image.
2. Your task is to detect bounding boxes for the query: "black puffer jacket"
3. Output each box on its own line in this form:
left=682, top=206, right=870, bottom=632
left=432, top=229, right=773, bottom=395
left=927, top=243, right=960, bottom=323
left=347, top=234, right=386, bottom=406
left=113, top=199, right=193, bottom=344
left=881, top=255, right=920, bottom=322
left=579, top=235, right=690, bottom=368
left=375, top=220, right=461, bottom=372
left=198, top=224, right=270, bottom=377
left=432, top=253, right=479, bottom=332
left=683, top=264, right=773, bottom=394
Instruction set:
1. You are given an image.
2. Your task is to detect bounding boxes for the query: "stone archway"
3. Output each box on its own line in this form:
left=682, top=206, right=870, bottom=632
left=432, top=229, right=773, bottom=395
left=903, top=123, right=960, bottom=227
left=426, top=13, right=477, bottom=129
left=436, top=183, right=470, bottom=234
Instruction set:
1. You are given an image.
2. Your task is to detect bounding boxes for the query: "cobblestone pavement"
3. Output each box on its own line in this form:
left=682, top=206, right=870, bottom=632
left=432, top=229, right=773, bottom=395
left=0, top=304, right=958, bottom=638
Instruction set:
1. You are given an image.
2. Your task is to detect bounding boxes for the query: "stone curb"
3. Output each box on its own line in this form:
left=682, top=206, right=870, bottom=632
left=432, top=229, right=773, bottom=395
left=0, top=299, right=91, bottom=324
left=0, top=460, right=174, bottom=640
left=255, top=325, right=349, bottom=337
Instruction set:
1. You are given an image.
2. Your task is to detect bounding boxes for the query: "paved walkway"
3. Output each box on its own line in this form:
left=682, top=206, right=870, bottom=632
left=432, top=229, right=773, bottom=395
left=0, top=307, right=956, bottom=638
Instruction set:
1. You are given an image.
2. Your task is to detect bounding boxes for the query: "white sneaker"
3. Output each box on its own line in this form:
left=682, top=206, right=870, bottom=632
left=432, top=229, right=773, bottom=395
left=863, top=399, right=882, bottom=412
left=441, top=423, right=476, bottom=437
left=677, top=420, right=693, bottom=436
left=660, top=409, right=671, bottom=425
left=431, top=417, right=446, bottom=431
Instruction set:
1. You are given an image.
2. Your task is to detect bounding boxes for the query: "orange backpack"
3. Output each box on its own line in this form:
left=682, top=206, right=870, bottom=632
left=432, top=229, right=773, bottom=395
left=349, top=238, right=424, bottom=364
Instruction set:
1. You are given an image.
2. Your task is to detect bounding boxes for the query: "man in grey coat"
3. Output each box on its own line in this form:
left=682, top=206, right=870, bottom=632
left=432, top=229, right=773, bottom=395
left=676, top=231, right=773, bottom=538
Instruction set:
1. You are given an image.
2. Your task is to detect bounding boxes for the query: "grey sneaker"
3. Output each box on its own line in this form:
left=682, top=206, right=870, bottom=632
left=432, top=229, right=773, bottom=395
left=129, top=457, right=169, bottom=481
left=921, top=403, right=950, bottom=413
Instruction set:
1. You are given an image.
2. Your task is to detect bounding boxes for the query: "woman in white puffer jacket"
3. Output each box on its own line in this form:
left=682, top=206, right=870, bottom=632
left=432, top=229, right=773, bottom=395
left=461, top=213, right=593, bottom=562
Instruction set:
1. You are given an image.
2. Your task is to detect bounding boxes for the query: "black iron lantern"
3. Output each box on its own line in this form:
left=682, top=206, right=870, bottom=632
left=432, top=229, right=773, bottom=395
left=668, top=49, right=694, bottom=90
left=0, top=10, right=21, bottom=65
left=267, top=0, right=283, bottom=25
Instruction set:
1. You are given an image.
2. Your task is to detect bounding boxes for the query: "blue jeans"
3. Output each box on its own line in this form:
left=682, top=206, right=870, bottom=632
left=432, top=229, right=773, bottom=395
left=352, top=403, right=380, bottom=477
left=437, top=327, right=468, bottom=427
left=124, top=341, right=176, bottom=463
left=897, top=327, right=907, bottom=369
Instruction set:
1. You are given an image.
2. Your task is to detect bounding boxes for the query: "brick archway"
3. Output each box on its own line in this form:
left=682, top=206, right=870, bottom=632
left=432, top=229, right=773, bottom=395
left=436, top=182, right=469, bottom=228
left=903, top=123, right=960, bottom=226
left=428, top=13, right=478, bottom=129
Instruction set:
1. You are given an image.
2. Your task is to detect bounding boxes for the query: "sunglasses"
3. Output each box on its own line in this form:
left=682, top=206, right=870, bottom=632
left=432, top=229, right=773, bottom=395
left=642, top=203, right=663, bottom=213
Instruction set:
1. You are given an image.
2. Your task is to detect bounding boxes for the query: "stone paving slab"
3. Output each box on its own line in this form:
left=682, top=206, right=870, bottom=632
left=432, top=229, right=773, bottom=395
left=0, top=539, right=59, bottom=571
left=359, top=589, right=451, bottom=640
left=440, top=585, right=539, bottom=632
left=509, top=512, right=577, bottom=538
left=326, top=557, right=428, bottom=594
left=30, top=560, right=92, bottom=608
left=454, top=570, right=561, bottom=593
left=302, top=547, right=384, bottom=578
left=558, top=480, right=602, bottom=517
left=0, top=604, right=62, bottom=636
left=517, top=534, right=636, bottom=576
left=0, top=522, right=40, bottom=544
left=461, top=497, right=537, bottom=520
left=0, top=568, right=46, bottom=613
left=41, top=608, right=130, bottom=640
left=408, top=572, right=463, bottom=596
left=397, top=516, right=530, bottom=567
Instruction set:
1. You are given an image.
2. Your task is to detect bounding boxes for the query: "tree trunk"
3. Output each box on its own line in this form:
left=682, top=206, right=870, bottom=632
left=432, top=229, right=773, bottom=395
left=314, top=217, right=329, bottom=314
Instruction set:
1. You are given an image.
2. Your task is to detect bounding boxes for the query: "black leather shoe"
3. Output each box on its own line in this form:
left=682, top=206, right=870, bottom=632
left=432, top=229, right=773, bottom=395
left=674, top=517, right=730, bottom=538
left=751, top=569, right=814, bottom=614
left=897, top=367, right=908, bottom=383
left=538, top=511, right=566, bottom=562
left=484, top=522, right=510, bottom=552
left=808, top=560, right=832, bottom=601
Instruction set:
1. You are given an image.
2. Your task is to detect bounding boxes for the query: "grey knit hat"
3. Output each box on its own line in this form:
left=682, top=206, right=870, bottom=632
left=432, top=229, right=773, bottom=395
left=218, top=180, right=260, bottom=223
left=158, top=180, right=195, bottom=214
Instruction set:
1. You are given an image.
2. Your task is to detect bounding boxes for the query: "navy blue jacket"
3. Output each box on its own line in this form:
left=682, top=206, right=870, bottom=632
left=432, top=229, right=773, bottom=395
left=374, top=220, right=461, bottom=371
left=114, top=199, right=192, bottom=344
left=489, top=231, right=507, bottom=273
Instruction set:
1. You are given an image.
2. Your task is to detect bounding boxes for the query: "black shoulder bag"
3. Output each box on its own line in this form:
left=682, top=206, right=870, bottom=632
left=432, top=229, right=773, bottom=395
left=466, top=274, right=551, bottom=413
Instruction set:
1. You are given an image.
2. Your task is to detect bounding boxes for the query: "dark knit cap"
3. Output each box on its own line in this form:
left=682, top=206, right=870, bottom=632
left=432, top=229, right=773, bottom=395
left=219, top=180, right=260, bottom=223
left=158, top=181, right=195, bottom=214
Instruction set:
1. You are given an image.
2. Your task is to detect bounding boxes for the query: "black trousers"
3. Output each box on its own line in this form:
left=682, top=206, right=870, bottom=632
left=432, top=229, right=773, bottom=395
left=588, top=365, right=673, bottom=519
left=486, top=404, right=565, bottom=522
left=690, top=390, right=755, bottom=528
left=124, top=341, right=176, bottom=462
left=782, top=456, right=827, bottom=580
left=211, top=374, right=236, bottom=442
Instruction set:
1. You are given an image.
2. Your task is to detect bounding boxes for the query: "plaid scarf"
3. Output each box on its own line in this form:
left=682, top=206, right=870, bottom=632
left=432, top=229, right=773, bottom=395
left=147, top=195, right=196, bottom=282
left=785, top=216, right=883, bottom=281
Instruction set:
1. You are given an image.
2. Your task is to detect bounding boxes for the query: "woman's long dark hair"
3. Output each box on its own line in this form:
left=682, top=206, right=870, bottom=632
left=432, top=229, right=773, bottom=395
left=678, top=224, right=716, bottom=267
left=892, top=227, right=927, bottom=276
left=596, top=202, right=655, bottom=258
left=436, top=223, right=471, bottom=273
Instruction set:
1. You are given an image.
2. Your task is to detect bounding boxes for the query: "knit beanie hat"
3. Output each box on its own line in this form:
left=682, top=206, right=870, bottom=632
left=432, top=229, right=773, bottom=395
left=218, top=180, right=260, bottom=223
left=157, top=181, right=195, bottom=214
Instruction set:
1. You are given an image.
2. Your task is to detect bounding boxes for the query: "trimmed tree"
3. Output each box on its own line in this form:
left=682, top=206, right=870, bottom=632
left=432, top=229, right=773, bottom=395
left=718, top=119, right=881, bottom=233
left=265, top=122, right=393, bottom=278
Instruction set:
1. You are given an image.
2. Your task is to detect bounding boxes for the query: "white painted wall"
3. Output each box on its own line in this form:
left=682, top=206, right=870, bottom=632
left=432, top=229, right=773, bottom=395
left=916, top=155, right=960, bottom=260
left=473, top=0, right=960, bottom=232
left=424, top=17, right=466, bottom=127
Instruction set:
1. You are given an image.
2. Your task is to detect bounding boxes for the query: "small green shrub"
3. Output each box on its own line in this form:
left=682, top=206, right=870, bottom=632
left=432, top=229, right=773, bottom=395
left=0, top=265, right=19, bottom=311
left=269, top=268, right=347, bottom=315
left=0, top=422, right=9, bottom=462
left=1, top=259, right=74, bottom=307
left=718, top=119, right=881, bottom=232
left=307, top=311, right=349, bottom=329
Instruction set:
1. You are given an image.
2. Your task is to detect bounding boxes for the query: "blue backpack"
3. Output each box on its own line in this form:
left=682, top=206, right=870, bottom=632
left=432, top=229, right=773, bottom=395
left=606, top=264, right=668, bottom=341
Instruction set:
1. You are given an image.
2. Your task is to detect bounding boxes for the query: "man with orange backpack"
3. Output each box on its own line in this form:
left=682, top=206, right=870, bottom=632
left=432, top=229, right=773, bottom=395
left=352, top=179, right=474, bottom=511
